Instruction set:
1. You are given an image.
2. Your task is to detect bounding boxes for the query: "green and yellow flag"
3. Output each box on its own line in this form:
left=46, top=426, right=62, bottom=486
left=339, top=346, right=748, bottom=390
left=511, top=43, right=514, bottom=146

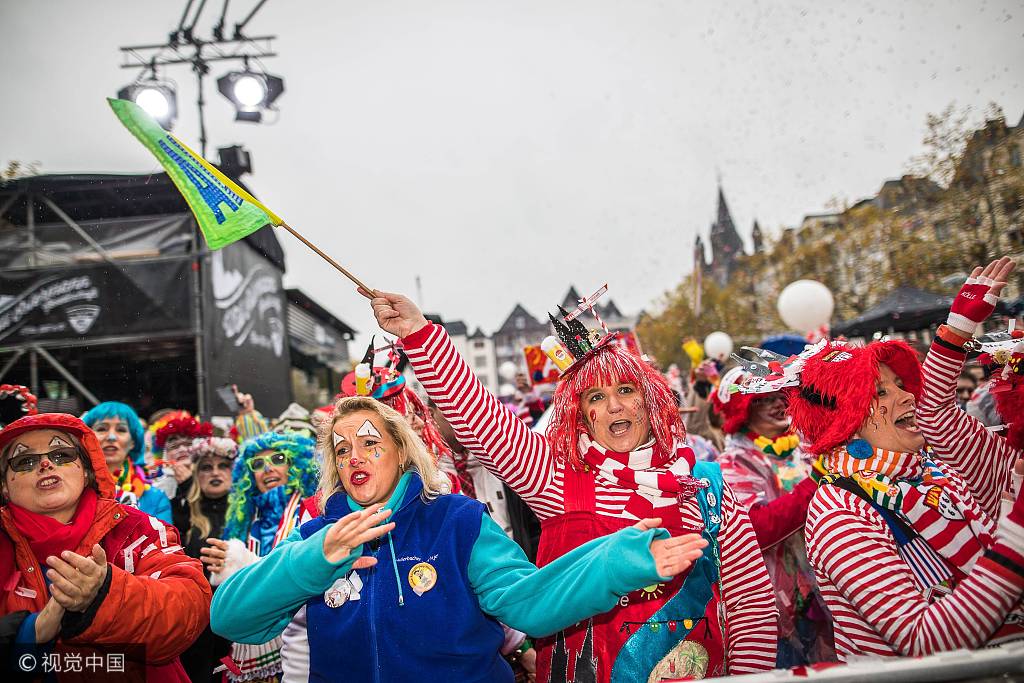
left=108, top=97, right=283, bottom=250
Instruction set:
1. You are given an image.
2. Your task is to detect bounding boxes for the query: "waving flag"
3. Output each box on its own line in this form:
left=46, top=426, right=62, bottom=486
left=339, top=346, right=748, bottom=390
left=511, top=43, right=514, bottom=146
left=108, top=97, right=283, bottom=250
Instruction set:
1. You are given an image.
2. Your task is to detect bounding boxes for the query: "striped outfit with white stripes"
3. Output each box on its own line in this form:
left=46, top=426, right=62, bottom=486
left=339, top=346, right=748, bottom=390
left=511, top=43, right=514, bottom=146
left=804, top=340, right=1024, bottom=661
left=403, top=323, right=778, bottom=674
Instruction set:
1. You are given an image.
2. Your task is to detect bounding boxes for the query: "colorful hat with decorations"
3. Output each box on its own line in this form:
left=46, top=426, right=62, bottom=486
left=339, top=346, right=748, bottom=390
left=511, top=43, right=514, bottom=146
left=730, top=339, right=922, bottom=455
left=786, top=340, right=921, bottom=455
left=541, top=284, right=622, bottom=381
left=0, top=385, right=39, bottom=429
left=969, top=321, right=1024, bottom=450
left=340, top=336, right=406, bottom=401
left=154, top=414, right=214, bottom=451
left=709, top=367, right=756, bottom=435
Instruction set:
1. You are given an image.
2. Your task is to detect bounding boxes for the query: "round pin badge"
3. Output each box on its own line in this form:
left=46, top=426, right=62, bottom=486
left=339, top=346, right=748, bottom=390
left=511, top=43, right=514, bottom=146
left=408, top=562, right=437, bottom=596
left=324, top=577, right=353, bottom=608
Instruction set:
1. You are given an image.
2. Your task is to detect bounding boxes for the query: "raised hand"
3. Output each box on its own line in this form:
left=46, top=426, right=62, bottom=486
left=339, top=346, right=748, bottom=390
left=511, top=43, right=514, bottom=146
left=323, top=505, right=395, bottom=567
left=634, top=518, right=709, bottom=579
left=201, top=538, right=230, bottom=574
left=359, top=288, right=430, bottom=339
left=947, top=257, right=1017, bottom=336
left=46, top=544, right=108, bottom=612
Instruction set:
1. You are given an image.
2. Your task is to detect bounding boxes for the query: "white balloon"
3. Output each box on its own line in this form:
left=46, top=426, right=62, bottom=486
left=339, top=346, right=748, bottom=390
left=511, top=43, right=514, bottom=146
left=498, top=383, right=516, bottom=397
left=498, top=361, right=519, bottom=381
left=777, top=280, right=834, bottom=333
left=703, top=331, right=733, bottom=361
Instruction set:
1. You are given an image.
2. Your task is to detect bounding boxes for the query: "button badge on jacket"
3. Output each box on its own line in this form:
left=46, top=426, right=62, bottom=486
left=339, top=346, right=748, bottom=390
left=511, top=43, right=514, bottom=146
left=408, top=562, right=437, bottom=596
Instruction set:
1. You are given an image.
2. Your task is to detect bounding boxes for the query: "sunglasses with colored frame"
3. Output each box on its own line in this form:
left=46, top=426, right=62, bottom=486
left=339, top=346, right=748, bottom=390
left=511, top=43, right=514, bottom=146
left=6, top=447, right=82, bottom=473
left=247, top=452, right=290, bottom=472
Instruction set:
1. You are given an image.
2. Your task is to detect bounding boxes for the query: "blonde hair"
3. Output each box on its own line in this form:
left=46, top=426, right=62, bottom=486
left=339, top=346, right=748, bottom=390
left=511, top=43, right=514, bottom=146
left=317, top=396, right=446, bottom=513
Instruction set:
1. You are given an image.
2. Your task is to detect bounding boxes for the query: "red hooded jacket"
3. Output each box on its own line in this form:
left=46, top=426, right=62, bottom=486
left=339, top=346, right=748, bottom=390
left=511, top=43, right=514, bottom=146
left=0, top=413, right=211, bottom=682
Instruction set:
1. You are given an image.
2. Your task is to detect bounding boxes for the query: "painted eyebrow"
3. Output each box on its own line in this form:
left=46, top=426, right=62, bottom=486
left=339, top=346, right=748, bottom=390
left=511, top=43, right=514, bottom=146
left=332, top=432, right=346, bottom=448
left=49, top=436, right=72, bottom=448
left=11, top=444, right=29, bottom=456
left=356, top=420, right=382, bottom=439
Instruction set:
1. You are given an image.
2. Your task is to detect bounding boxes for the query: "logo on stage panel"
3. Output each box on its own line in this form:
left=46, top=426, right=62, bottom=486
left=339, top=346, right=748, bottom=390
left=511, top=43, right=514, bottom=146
left=212, top=249, right=285, bottom=357
left=0, top=275, right=101, bottom=341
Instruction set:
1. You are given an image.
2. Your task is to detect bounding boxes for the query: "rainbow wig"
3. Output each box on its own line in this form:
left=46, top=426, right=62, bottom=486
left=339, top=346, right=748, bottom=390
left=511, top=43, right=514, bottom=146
left=223, top=430, right=319, bottom=541
left=545, top=341, right=684, bottom=469
left=81, top=401, right=146, bottom=465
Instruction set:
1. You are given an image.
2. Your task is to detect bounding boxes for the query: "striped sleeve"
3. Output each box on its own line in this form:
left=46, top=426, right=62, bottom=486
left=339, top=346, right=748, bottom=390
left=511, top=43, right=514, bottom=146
left=234, top=411, right=270, bottom=442
left=917, top=340, right=1017, bottom=518
left=402, top=323, right=558, bottom=514
left=805, top=486, right=1024, bottom=657
left=717, top=484, right=778, bottom=673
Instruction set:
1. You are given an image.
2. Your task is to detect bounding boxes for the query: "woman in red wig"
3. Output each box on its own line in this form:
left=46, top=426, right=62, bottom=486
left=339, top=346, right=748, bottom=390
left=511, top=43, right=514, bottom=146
left=787, top=267, right=1024, bottom=660
left=364, top=288, right=777, bottom=682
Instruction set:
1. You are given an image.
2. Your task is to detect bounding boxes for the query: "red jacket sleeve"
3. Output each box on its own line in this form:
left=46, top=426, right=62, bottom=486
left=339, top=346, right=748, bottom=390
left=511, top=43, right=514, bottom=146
left=745, top=477, right=817, bottom=550
left=64, top=519, right=212, bottom=663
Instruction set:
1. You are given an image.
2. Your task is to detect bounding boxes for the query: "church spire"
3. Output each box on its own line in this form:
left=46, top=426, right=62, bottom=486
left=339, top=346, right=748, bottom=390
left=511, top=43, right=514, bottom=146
left=752, top=219, right=764, bottom=254
left=708, top=184, right=745, bottom=286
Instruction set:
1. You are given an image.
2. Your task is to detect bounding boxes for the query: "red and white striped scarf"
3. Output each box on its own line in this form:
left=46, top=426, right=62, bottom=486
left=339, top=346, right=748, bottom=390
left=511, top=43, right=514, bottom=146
left=824, top=445, right=992, bottom=579
left=580, top=434, right=701, bottom=532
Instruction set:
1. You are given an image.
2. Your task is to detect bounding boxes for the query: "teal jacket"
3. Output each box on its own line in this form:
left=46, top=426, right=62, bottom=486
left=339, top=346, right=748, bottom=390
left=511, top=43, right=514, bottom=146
left=211, top=473, right=669, bottom=679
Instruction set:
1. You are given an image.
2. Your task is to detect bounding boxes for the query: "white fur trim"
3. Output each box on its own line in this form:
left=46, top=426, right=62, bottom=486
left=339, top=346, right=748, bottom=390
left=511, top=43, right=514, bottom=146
left=210, top=538, right=260, bottom=587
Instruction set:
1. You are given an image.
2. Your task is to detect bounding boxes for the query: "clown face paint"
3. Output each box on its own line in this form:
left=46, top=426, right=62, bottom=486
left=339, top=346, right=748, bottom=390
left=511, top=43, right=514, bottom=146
left=356, top=420, right=382, bottom=439
left=856, top=364, right=926, bottom=454
left=332, top=410, right=402, bottom=507
left=3, top=428, right=87, bottom=523
left=90, top=416, right=134, bottom=474
left=581, top=381, right=652, bottom=452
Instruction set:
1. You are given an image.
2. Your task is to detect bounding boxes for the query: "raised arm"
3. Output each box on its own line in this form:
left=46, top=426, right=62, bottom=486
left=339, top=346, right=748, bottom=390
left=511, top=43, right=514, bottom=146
left=716, top=485, right=779, bottom=673
left=916, top=257, right=1018, bottom=518
left=365, top=289, right=556, bottom=504
left=806, top=486, right=1024, bottom=657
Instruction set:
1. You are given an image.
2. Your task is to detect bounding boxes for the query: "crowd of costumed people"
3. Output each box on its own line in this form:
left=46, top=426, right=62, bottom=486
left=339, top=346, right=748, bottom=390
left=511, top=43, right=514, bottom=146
left=0, top=256, right=1021, bottom=682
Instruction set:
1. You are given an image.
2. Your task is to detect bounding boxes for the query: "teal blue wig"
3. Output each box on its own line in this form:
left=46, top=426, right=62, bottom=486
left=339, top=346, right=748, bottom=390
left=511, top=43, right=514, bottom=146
left=223, top=431, right=319, bottom=542
left=81, top=401, right=145, bottom=465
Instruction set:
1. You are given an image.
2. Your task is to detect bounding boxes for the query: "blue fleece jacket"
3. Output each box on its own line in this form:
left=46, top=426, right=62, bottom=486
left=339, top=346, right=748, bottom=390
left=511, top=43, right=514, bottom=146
left=211, top=473, right=668, bottom=682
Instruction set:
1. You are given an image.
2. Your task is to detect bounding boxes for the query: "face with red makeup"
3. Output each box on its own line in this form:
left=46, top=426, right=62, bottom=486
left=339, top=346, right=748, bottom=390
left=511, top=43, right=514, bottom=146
left=581, top=381, right=652, bottom=452
left=332, top=410, right=404, bottom=507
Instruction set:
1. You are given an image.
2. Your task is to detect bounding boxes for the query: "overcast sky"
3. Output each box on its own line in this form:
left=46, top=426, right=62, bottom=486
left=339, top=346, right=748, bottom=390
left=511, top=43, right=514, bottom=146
left=2, top=1, right=1022, bottom=352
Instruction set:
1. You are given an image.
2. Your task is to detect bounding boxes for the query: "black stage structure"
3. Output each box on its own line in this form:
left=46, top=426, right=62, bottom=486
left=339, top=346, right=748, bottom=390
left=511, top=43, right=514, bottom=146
left=0, top=168, right=353, bottom=418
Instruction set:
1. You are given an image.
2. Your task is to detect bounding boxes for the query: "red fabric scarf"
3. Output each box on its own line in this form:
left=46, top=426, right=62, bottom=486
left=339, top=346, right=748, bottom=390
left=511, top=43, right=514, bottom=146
left=8, top=487, right=99, bottom=568
left=580, top=435, right=701, bottom=533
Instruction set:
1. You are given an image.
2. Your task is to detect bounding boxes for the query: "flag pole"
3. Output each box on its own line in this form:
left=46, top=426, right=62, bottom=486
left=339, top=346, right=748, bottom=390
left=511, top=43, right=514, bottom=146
left=279, top=222, right=373, bottom=293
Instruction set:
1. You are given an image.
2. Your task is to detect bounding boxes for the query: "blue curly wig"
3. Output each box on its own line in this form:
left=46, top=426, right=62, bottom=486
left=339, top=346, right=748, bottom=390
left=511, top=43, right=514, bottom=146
left=223, top=431, right=319, bottom=542
left=81, top=401, right=146, bottom=465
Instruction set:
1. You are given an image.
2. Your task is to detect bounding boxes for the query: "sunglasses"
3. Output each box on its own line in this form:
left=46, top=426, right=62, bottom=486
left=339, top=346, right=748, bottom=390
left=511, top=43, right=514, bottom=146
left=248, top=452, right=289, bottom=472
left=7, top=447, right=81, bottom=473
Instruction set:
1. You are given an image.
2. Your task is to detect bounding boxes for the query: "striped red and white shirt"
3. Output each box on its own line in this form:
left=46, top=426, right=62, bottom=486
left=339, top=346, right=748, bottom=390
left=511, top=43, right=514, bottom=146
left=403, top=323, right=778, bottom=673
left=917, top=339, right=1019, bottom=518
left=805, top=340, right=1024, bottom=661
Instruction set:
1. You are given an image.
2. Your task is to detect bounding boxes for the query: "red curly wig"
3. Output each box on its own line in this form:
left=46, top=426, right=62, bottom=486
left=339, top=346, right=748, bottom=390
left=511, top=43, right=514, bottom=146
left=787, top=339, right=922, bottom=455
left=154, top=416, right=213, bottom=450
left=545, top=340, right=684, bottom=469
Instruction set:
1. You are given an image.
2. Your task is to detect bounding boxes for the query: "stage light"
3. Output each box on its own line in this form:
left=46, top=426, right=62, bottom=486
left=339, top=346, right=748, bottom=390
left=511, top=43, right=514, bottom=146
left=117, top=81, right=177, bottom=129
left=216, top=70, right=284, bottom=123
